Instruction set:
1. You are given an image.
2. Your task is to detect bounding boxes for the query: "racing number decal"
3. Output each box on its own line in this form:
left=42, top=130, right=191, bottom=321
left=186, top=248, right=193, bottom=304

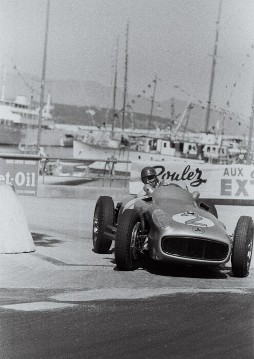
left=172, top=211, right=214, bottom=227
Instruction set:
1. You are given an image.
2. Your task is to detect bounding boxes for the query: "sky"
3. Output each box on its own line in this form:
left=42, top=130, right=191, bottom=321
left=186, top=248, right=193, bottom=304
left=1, top=0, right=254, bottom=121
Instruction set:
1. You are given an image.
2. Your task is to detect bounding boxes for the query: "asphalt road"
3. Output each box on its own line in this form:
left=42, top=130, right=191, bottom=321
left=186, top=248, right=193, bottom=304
left=1, top=292, right=253, bottom=359
left=0, top=195, right=253, bottom=358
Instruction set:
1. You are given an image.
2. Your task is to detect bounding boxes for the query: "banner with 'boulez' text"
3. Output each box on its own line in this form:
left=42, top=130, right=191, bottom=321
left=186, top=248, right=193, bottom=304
left=0, top=158, right=39, bottom=196
left=130, top=161, right=254, bottom=204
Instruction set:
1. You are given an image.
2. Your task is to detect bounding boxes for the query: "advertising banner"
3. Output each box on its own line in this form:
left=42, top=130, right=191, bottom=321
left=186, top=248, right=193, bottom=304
left=0, top=158, right=39, bottom=196
left=130, top=161, right=254, bottom=205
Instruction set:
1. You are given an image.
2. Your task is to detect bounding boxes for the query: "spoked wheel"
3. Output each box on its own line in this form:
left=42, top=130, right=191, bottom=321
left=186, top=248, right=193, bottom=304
left=93, top=196, right=115, bottom=253
left=231, top=216, right=254, bottom=277
left=115, top=209, right=143, bottom=271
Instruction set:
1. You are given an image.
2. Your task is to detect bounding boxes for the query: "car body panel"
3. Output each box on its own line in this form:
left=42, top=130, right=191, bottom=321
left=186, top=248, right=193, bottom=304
left=123, top=184, right=232, bottom=266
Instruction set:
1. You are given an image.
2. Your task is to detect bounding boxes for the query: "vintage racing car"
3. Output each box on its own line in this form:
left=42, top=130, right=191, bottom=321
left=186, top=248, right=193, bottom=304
left=92, top=184, right=253, bottom=277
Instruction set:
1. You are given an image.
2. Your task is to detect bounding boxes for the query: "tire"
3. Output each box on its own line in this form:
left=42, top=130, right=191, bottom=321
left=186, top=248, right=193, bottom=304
left=115, top=209, right=142, bottom=271
left=197, top=199, right=218, bottom=218
left=93, top=196, right=115, bottom=253
left=231, top=216, right=254, bottom=277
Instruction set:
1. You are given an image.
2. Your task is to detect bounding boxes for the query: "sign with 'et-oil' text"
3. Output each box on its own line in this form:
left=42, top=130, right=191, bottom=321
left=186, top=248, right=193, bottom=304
left=0, top=158, right=39, bottom=196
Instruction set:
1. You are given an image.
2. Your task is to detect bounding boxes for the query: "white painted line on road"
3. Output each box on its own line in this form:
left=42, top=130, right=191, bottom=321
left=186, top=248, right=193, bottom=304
left=50, top=287, right=249, bottom=302
left=0, top=301, right=77, bottom=311
left=0, top=288, right=250, bottom=311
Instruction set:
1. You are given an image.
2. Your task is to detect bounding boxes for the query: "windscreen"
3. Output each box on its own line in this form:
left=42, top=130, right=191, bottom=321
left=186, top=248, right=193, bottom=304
left=152, top=184, right=194, bottom=206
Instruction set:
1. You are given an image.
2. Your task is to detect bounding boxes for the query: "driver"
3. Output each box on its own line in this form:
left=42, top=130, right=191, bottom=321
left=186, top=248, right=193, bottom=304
left=138, top=166, right=160, bottom=196
left=139, top=166, right=198, bottom=198
left=141, top=166, right=159, bottom=188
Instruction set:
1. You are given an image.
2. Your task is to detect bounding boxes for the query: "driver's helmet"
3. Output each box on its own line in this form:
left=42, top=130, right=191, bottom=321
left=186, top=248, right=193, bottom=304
left=141, top=166, right=159, bottom=187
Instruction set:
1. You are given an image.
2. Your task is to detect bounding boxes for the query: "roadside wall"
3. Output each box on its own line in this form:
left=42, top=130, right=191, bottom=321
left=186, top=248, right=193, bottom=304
left=130, top=161, right=254, bottom=205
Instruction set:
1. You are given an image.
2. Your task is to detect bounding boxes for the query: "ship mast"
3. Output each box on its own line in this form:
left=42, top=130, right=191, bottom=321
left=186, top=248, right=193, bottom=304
left=204, top=0, right=222, bottom=134
left=122, top=21, right=129, bottom=131
left=112, top=37, right=119, bottom=137
left=36, top=0, right=50, bottom=153
left=148, top=73, right=157, bottom=131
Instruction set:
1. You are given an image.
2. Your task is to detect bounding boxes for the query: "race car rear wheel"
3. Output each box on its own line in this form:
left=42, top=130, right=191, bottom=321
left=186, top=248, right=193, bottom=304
left=231, top=216, right=254, bottom=277
left=93, top=196, right=115, bottom=254
left=115, top=209, right=143, bottom=271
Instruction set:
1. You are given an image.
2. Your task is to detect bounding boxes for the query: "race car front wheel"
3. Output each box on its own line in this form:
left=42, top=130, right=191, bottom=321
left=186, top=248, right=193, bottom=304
left=115, top=209, right=142, bottom=271
left=93, top=196, right=115, bottom=253
left=231, top=216, right=254, bottom=277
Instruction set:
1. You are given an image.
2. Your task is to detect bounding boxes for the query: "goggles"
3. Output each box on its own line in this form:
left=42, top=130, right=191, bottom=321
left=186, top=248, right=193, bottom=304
left=146, top=175, right=156, bottom=181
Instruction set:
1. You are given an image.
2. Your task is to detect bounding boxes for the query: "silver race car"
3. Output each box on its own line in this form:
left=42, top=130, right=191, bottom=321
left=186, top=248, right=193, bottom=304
left=92, top=184, right=253, bottom=277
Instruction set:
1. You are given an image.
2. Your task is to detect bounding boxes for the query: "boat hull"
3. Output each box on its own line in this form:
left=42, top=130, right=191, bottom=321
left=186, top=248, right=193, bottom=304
left=0, top=125, right=22, bottom=145
left=73, top=139, right=177, bottom=162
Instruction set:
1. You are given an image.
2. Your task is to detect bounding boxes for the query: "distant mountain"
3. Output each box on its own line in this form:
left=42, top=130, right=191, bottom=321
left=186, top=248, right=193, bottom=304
left=0, top=71, right=248, bottom=135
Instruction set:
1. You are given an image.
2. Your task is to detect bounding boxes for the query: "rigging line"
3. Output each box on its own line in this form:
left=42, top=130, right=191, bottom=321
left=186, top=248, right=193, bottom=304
left=13, top=65, right=40, bottom=96
left=131, top=77, right=159, bottom=100
left=184, top=52, right=211, bottom=109
left=225, top=45, right=254, bottom=108
left=172, top=41, right=253, bottom=113
left=168, top=54, right=210, bottom=107
left=6, top=52, right=40, bottom=95
left=10, top=57, right=40, bottom=95
left=105, top=38, right=120, bottom=114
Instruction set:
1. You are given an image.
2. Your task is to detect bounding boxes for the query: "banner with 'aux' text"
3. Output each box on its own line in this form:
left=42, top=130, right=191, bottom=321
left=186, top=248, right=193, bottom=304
left=130, top=161, right=254, bottom=205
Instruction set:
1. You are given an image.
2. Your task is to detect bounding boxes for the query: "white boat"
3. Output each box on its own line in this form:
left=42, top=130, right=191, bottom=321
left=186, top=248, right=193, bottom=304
left=73, top=136, right=175, bottom=163
left=0, top=5, right=75, bottom=153
left=0, top=93, right=76, bottom=153
left=0, top=94, right=54, bottom=127
left=0, top=95, right=50, bottom=148
left=72, top=131, right=208, bottom=176
left=73, top=126, right=249, bottom=169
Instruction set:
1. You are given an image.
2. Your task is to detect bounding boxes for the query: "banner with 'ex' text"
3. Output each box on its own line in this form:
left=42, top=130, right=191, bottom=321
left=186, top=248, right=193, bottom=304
left=130, top=161, right=254, bottom=205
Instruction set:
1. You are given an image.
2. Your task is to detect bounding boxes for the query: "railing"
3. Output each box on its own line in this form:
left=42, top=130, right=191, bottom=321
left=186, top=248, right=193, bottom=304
left=39, top=156, right=132, bottom=187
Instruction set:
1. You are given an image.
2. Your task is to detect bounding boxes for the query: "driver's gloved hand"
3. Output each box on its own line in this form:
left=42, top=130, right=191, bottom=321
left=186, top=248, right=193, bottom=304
left=143, top=184, right=154, bottom=195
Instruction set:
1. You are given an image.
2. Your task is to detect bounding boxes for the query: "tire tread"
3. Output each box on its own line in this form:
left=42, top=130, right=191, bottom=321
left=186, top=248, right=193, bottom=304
left=231, top=216, right=253, bottom=277
left=115, top=209, right=141, bottom=270
left=93, top=196, right=114, bottom=253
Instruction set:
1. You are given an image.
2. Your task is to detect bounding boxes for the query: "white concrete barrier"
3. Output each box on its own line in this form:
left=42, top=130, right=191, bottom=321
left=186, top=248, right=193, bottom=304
left=0, top=185, right=35, bottom=253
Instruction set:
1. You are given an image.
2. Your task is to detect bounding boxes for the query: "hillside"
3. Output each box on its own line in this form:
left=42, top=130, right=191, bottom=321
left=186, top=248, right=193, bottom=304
left=1, top=71, right=248, bottom=135
left=52, top=103, right=174, bottom=131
